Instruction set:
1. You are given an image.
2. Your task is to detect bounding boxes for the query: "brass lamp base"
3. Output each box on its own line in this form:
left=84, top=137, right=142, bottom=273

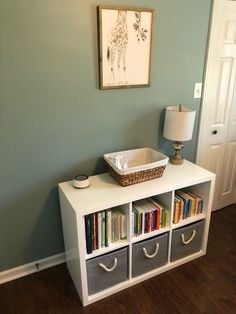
left=169, top=141, right=184, bottom=165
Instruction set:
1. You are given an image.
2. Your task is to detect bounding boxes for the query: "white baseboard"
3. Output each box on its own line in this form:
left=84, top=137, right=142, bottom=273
left=0, top=252, right=66, bottom=285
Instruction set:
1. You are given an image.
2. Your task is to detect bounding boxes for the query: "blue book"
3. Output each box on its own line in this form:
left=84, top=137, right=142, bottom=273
left=176, top=191, right=190, bottom=219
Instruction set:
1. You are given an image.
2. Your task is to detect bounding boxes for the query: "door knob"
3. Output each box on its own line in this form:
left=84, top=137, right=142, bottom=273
left=212, top=130, right=217, bottom=135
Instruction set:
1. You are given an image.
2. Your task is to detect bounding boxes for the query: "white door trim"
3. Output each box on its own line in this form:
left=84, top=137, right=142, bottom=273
left=196, top=0, right=223, bottom=166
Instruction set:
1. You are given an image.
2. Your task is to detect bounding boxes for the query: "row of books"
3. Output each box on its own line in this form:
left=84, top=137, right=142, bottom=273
left=132, top=198, right=169, bottom=236
left=173, top=190, right=203, bottom=224
left=85, top=191, right=202, bottom=253
left=85, top=209, right=127, bottom=254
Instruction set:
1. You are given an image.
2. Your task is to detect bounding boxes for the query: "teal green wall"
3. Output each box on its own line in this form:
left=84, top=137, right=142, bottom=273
left=0, top=0, right=211, bottom=271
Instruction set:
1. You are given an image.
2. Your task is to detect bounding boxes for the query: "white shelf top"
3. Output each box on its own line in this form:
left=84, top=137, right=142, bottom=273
left=132, top=227, right=170, bottom=243
left=58, top=160, right=215, bottom=215
left=171, top=213, right=206, bottom=229
left=85, top=240, right=128, bottom=260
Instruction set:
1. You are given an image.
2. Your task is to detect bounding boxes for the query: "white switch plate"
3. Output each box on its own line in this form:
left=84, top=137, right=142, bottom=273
left=194, top=82, right=202, bottom=98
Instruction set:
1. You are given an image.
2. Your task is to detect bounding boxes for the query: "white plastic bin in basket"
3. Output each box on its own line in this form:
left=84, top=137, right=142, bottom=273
left=104, top=148, right=169, bottom=186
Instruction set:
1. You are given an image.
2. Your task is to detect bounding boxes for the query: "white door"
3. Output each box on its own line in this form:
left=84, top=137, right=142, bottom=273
left=197, top=0, right=236, bottom=210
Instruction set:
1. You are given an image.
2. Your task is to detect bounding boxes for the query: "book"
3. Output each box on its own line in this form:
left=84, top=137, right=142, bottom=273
left=90, top=214, right=94, bottom=250
left=165, top=210, right=170, bottom=227
left=150, top=211, right=154, bottom=232
left=173, top=195, right=184, bottom=223
left=144, top=212, right=149, bottom=233
left=93, top=213, right=98, bottom=250
left=97, top=211, right=102, bottom=248
left=173, top=196, right=179, bottom=224
left=132, top=206, right=143, bottom=236
left=105, top=210, right=109, bottom=247
left=120, top=213, right=127, bottom=239
left=85, top=214, right=92, bottom=254
left=133, top=198, right=161, bottom=233
left=156, top=207, right=160, bottom=230
left=102, top=211, right=106, bottom=247
left=131, top=209, right=135, bottom=237
left=176, top=190, right=191, bottom=219
left=137, top=209, right=142, bottom=235
left=161, top=208, right=166, bottom=227
left=133, top=207, right=137, bottom=235
left=107, top=210, right=112, bottom=244
left=111, top=211, right=120, bottom=242
left=187, top=191, right=203, bottom=214
left=176, top=190, right=203, bottom=218
left=149, top=198, right=169, bottom=228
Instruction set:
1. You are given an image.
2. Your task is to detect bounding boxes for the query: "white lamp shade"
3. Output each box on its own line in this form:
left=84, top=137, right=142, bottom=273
left=163, top=105, right=196, bottom=141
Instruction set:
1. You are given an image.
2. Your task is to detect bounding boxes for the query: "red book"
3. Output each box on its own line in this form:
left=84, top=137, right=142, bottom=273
left=156, top=208, right=160, bottom=230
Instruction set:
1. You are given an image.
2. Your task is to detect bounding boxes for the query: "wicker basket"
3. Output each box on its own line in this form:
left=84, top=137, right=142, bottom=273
left=107, top=164, right=166, bottom=187
left=104, top=148, right=168, bottom=187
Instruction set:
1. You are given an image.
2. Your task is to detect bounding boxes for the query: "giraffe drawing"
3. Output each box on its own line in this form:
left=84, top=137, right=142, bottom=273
left=107, top=10, right=128, bottom=84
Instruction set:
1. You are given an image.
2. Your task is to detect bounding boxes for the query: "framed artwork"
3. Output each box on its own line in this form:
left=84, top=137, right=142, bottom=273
left=97, top=6, right=154, bottom=89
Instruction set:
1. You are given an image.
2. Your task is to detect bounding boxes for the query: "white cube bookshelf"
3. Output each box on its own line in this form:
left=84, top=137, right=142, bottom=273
left=59, top=160, right=215, bottom=306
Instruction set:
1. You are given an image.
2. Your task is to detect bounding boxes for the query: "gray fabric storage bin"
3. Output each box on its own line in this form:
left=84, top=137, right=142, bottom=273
left=171, top=220, right=204, bottom=262
left=86, top=247, right=128, bottom=295
left=132, top=233, right=168, bottom=277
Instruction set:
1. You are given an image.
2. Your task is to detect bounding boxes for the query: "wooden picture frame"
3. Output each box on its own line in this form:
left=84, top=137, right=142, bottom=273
left=97, top=6, right=154, bottom=90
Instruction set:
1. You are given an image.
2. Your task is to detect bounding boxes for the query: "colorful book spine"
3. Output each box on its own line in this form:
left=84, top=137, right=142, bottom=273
left=93, top=213, right=98, bottom=250
left=98, top=211, right=102, bottom=248
left=102, top=211, right=106, bottom=247
left=132, top=198, right=170, bottom=234
left=105, top=211, right=109, bottom=247
left=107, top=210, right=112, bottom=243
left=175, top=190, right=204, bottom=221
left=85, top=214, right=92, bottom=254
left=90, top=214, right=94, bottom=250
left=120, top=214, right=127, bottom=239
left=137, top=210, right=142, bottom=235
left=84, top=208, right=128, bottom=253
left=132, top=210, right=135, bottom=237
left=156, top=208, right=160, bottom=230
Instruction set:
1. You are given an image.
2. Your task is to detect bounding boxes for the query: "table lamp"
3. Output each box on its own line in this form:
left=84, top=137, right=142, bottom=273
left=163, top=105, right=196, bottom=165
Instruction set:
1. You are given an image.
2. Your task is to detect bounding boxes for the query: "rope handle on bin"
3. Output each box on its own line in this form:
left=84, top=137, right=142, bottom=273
left=181, top=229, right=196, bottom=245
left=98, top=258, right=117, bottom=272
left=142, top=243, right=160, bottom=259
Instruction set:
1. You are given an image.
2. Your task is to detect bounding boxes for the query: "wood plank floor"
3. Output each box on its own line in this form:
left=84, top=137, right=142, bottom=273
left=0, top=204, right=235, bottom=314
